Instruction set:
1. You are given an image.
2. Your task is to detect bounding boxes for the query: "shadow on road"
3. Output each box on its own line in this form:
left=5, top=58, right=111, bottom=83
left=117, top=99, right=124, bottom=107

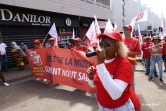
left=0, top=79, right=98, bottom=111
left=151, top=77, right=166, bottom=91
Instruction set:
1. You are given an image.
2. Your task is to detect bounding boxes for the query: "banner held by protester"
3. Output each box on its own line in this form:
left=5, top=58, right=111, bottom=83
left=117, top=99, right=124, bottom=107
left=26, top=48, right=96, bottom=92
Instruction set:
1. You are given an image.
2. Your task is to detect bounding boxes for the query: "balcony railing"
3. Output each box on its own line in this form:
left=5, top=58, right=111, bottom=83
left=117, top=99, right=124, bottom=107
left=80, top=0, right=110, bottom=9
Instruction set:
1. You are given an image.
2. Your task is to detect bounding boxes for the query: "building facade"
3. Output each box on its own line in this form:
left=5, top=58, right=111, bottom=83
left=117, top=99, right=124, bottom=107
left=0, top=0, right=112, bottom=67
left=112, top=0, right=161, bottom=33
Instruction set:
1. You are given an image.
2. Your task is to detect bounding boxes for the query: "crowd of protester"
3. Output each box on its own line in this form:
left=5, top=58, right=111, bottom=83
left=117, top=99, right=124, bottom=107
left=0, top=24, right=166, bottom=111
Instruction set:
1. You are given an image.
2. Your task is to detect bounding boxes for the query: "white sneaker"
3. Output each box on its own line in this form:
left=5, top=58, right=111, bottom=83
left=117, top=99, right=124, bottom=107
left=43, top=79, right=47, bottom=82
left=36, top=78, right=40, bottom=81
left=3, top=82, right=9, bottom=86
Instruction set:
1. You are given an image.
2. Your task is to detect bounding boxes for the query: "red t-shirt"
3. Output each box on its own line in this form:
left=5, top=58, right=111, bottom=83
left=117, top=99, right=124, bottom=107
left=73, top=45, right=88, bottom=52
left=162, top=42, right=166, bottom=55
left=123, top=37, right=141, bottom=66
left=142, top=42, right=151, bottom=58
left=94, top=56, right=133, bottom=108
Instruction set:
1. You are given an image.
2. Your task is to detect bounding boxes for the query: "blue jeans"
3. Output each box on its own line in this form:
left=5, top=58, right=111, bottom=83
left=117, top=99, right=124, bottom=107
left=145, top=58, right=157, bottom=74
left=150, top=55, right=163, bottom=79
left=98, top=99, right=134, bottom=111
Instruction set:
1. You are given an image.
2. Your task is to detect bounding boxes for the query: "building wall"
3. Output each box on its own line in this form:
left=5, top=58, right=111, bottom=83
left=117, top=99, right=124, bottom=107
left=0, top=0, right=112, bottom=20
left=112, top=0, right=123, bottom=32
left=96, top=0, right=110, bottom=6
left=124, top=0, right=160, bottom=32
left=124, top=0, right=133, bottom=26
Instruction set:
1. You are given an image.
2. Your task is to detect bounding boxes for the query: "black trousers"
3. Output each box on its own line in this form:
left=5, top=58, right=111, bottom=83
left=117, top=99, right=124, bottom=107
left=0, top=54, right=8, bottom=72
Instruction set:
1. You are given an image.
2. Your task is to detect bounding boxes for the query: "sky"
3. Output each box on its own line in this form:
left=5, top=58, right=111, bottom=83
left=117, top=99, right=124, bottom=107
left=140, top=0, right=166, bottom=16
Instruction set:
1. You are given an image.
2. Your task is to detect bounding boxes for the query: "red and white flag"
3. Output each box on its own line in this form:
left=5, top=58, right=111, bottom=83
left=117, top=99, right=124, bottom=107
left=138, top=24, right=143, bottom=44
left=85, top=21, right=98, bottom=46
left=135, top=9, right=148, bottom=23
left=104, top=19, right=113, bottom=33
left=72, top=28, right=75, bottom=39
left=94, top=15, right=101, bottom=37
left=130, top=9, right=148, bottom=30
left=48, top=23, right=58, bottom=45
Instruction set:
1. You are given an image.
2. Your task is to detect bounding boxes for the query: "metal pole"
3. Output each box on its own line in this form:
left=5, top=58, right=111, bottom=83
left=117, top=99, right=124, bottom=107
left=42, top=33, right=49, bottom=45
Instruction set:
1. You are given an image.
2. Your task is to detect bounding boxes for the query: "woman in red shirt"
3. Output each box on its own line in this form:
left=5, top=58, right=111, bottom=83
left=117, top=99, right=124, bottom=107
left=87, top=31, right=138, bottom=111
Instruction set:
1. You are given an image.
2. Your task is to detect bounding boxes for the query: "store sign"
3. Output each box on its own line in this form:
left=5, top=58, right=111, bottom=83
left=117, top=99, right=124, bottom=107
left=65, top=18, right=72, bottom=26
left=0, top=9, right=51, bottom=26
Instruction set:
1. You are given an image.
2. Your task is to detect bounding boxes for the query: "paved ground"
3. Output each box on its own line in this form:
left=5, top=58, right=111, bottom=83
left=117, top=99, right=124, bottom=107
left=0, top=62, right=166, bottom=111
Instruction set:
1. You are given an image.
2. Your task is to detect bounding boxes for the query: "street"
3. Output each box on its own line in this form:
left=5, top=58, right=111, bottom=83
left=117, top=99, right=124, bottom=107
left=0, top=62, right=166, bottom=111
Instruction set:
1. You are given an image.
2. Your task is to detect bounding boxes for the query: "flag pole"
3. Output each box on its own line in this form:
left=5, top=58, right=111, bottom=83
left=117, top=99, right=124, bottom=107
left=81, top=36, right=86, bottom=43
left=42, top=33, right=49, bottom=45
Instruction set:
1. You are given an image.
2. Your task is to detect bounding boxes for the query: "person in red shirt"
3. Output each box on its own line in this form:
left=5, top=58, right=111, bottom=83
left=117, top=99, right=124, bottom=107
left=87, top=31, right=140, bottom=110
left=33, top=39, right=42, bottom=49
left=73, top=38, right=90, bottom=53
left=162, top=36, right=166, bottom=72
left=123, top=25, right=141, bottom=91
left=142, top=36, right=158, bottom=76
left=48, top=37, right=59, bottom=48
left=33, top=39, right=47, bottom=81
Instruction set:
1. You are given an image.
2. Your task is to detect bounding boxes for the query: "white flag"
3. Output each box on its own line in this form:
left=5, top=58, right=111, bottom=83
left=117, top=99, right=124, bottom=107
left=159, top=32, right=164, bottom=40
left=72, top=28, right=75, bottom=39
left=135, top=9, right=148, bottom=23
left=113, top=22, right=119, bottom=31
left=86, top=21, right=99, bottom=44
left=48, top=23, right=58, bottom=45
left=161, top=13, right=166, bottom=36
left=130, top=17, right=136, bottom=30
left=104, top=19, right=113, bottom=33
left=138, top=24, right=143, bottom=44
left=94, top=15, right=101, bottom=36
left=128, top=18, right=136, bottom=37
left=48, top=23, right=58, bottom=38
